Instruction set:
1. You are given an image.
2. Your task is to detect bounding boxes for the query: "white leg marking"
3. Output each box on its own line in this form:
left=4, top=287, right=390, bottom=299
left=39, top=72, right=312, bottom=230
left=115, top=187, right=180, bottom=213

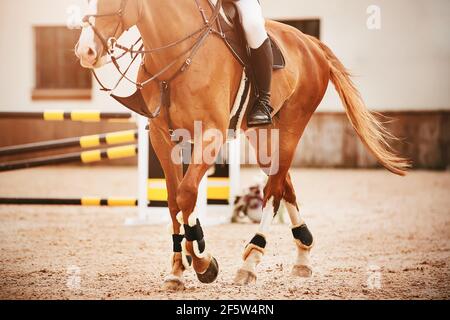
left=241, top=249, right=262, bottom=272
left=285, top=201, right=304, bottom=227
left=187, top=212, right=198, bottom=227
left=234, top=198, right=275, bottom=285
left=258, top=198, right=275, bottom=235
left=284, top=201, right=313, bottom=277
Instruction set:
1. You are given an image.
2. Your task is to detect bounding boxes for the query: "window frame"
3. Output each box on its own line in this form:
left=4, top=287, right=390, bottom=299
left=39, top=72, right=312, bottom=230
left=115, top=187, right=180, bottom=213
left=277, top=18, right=321, bottom=40
left=32, top=25, right=92, bottom=101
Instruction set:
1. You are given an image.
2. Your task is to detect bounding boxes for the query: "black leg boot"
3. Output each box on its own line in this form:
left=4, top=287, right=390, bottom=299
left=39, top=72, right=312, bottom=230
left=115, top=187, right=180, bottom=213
left=247, top=38, right=274, bottom=127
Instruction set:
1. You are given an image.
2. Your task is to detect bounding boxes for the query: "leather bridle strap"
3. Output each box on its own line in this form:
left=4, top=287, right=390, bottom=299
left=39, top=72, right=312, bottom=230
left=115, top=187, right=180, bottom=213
left=82, top=0, right=131, bottom=91
left=138, top=0, right=223, bottom=88
left=112, top=0, right=221, bottom=56
left=91, top=37, right=143, bottom=92
left=82, top=0, right=129, bottom=55
left=85, top=0, right=223, bottom=96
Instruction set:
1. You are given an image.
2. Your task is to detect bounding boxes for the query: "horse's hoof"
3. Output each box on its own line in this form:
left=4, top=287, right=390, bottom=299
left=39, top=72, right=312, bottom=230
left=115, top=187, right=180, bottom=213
left=196, top=257, right=219, bottom=284
left=233, top=268, right=257, bottom=286
left=162, top=275, right=185, bottom=291
left=291, top=264, right=312, bottom=278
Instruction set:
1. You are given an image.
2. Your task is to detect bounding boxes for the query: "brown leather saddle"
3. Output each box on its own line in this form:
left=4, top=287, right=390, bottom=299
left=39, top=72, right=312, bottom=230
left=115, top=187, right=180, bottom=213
left=218, top=2, right=286, bottom=70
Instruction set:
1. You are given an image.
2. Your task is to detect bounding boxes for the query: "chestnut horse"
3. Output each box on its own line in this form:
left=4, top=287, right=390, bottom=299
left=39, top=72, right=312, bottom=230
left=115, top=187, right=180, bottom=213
left=75, top=0, right=409, bottom=290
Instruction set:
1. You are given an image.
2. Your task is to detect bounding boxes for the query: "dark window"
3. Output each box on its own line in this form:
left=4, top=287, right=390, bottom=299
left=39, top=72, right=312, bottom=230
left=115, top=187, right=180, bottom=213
left=279, top=19, right=321, bottom=39
left=33, top=26, right=91, bottom=100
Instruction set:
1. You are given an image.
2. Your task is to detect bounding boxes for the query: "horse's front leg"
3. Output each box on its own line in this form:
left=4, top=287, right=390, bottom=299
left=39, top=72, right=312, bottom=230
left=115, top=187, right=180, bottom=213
left=175, top=127, right=224, bottom=284
left=149, top=124, right=190, bottom=291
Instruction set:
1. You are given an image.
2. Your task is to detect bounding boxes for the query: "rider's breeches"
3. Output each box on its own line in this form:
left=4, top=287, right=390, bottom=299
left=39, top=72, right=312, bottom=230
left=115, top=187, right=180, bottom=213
left=234, top=0, right=268, bottom=49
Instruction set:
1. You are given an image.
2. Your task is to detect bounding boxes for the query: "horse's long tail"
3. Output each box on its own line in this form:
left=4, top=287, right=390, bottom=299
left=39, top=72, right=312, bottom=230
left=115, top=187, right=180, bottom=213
left=309, top=36, right=410, bottom=176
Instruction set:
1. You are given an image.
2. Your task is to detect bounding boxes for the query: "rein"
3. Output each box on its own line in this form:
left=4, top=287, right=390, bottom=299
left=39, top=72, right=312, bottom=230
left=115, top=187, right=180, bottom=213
left=82, top=0, right=224, bottom=110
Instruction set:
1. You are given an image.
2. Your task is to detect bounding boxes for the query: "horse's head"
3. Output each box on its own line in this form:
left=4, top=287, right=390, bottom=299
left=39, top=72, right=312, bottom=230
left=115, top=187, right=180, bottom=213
left=75, top=0, right=141, bottom=68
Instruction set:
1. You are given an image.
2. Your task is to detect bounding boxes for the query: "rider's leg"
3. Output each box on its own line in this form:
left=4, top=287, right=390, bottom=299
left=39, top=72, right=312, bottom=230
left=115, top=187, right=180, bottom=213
left=234, top=0, right=274, bottom=127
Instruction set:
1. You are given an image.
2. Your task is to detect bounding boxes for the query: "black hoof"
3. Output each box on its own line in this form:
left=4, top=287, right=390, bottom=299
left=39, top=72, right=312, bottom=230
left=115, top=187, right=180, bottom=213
left=196, top=257, right=219, bottom=284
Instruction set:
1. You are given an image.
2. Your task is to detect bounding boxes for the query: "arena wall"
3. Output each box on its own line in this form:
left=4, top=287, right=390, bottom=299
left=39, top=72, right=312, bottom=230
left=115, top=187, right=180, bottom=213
left=0, top=0, right=448, bottom=169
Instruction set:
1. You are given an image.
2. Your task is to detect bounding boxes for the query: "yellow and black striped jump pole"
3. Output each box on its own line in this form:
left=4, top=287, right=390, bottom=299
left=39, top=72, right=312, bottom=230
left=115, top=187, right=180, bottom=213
left=0, top=144, right=137, bottom=172
left=208, top=163, right=231, bottom=205
left=0, top=110, right=133, bottom=122
left=0, top=197, right=138, bottom=207
left=0, top=130, right=138, bottom=157
left=147, top=142, right=231, bottom=207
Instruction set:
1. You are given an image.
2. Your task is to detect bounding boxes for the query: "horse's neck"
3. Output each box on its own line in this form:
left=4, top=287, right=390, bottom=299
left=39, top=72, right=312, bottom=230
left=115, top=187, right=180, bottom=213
left=137, top=0, right=209, bottom=72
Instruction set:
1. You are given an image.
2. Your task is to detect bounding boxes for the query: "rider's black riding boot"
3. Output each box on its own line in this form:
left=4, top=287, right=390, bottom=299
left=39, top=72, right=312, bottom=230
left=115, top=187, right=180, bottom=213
left=247, top=38, right=274, bottom=127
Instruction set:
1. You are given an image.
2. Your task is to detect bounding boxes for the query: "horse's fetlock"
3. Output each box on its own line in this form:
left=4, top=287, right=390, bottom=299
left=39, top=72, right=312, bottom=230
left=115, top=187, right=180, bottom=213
left=243, top=233, right=266, bottom=260
left=292, top=224, right=314, bottom=249
left=184, top=219, right=207, bottom=258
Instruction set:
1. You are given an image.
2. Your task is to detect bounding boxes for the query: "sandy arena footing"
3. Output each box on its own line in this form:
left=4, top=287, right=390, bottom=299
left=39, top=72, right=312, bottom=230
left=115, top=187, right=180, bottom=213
left=0, top=167, right=449, bottom=299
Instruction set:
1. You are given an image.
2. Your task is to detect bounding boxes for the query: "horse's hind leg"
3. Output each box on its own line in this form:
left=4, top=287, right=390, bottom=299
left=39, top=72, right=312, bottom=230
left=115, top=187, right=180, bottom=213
left=234, top=98, right=317, bottom=285
left=283, top=173, right=314, bottom=277
left=234, top=127, right=292, bottom=285
left=233, top=171, right=287, bottom=285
